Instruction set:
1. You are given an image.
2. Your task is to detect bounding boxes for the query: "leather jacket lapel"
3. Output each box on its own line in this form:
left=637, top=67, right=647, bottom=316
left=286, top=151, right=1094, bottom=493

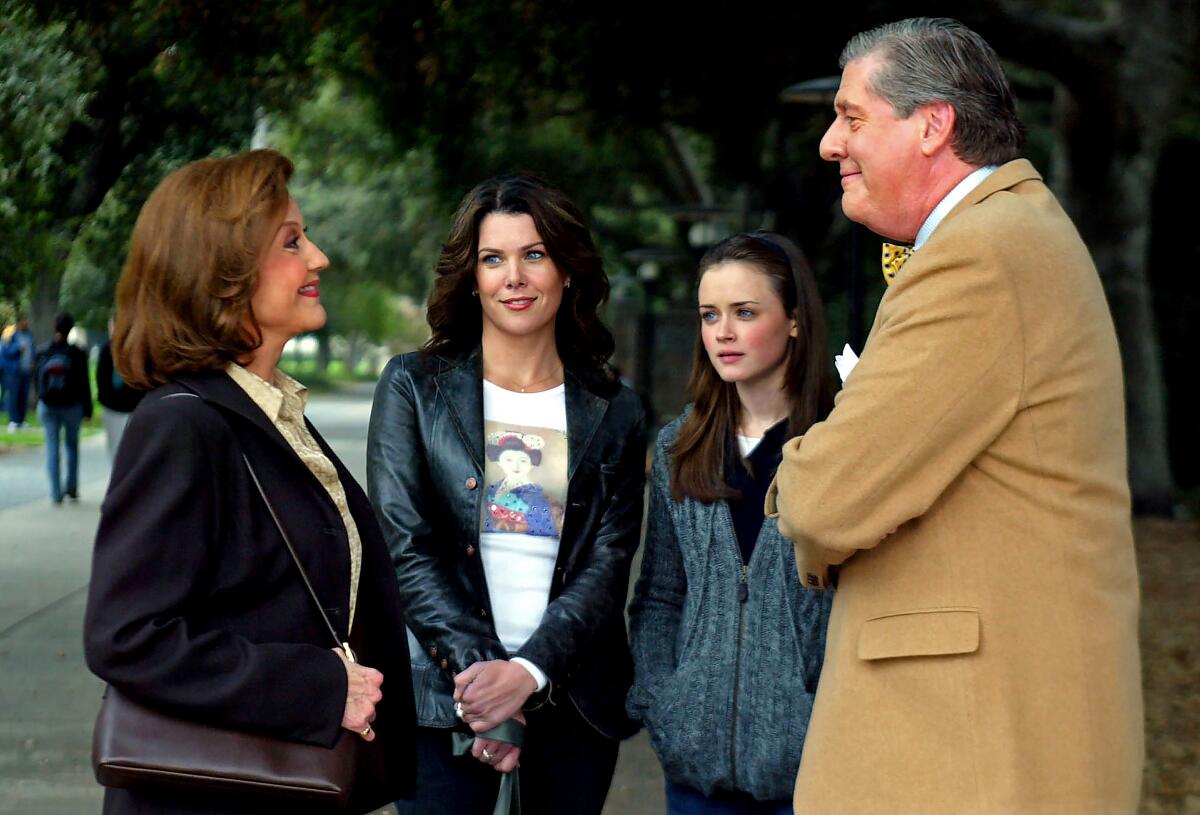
left=435, top=348, right=485, bottom=474
left=565, top=372, right=608, bottom=479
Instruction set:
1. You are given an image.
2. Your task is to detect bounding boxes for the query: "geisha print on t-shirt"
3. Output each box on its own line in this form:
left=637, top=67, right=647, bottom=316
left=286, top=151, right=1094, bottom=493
left=479, top=380, right=568, bottom=653
left=483, top=428, right=566, bottom=536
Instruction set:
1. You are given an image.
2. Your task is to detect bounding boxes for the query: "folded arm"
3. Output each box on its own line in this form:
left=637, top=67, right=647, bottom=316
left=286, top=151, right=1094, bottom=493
left=768, top=238, right=1024, bottom=586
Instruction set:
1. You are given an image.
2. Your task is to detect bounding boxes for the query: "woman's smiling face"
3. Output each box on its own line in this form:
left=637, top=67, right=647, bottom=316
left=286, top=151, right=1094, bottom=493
left=250, top=197, right=330, bottom=347
left=475, top=212, right=566, bottom=343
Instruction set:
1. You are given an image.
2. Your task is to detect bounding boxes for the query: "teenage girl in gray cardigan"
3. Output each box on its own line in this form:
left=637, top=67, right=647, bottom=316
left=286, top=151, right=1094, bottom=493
left=627, top=233, right=834, bottom=813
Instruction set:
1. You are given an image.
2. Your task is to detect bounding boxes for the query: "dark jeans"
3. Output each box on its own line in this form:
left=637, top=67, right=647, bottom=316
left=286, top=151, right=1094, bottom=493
left=38, top=402, right=83, bottom=502
left=7, top=371, right=30, bottom=424
left=397, top=702, right=619, bottom=815
left=666, top=781, right=792, bottom=815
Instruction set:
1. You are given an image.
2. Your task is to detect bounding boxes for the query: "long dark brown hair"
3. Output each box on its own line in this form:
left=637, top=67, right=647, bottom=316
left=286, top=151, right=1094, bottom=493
left=113, top=149, right=294, bottom=389
left=670, top=232, right=834, bottom=503
left=424, top=174, right=616, bottom=391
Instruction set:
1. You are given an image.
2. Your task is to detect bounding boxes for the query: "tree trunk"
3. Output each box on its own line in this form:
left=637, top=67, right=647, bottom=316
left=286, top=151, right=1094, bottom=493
left=968, top=0, right=1192, bottom=515
left=1044, top=0, right=1188, bottom=515
left=316, top=331, right=332, bottom=372
left=1055, top=129, right=1175, bottom=514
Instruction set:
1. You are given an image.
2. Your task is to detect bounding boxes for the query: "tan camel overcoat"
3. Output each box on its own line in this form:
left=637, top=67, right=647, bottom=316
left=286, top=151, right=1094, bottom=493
left=767, top=160, right=1143, bottom=814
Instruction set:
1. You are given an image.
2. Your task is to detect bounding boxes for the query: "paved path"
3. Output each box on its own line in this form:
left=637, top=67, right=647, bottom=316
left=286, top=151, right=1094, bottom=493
left=0, top=385, right=664, bottom=814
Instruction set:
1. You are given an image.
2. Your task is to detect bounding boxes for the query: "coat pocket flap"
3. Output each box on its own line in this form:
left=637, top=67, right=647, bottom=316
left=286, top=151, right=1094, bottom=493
left=858, top=608, right=980, bottom=661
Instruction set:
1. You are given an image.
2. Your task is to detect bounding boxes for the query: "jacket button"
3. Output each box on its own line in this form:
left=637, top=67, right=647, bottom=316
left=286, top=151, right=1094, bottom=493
left=466, top=545, right=476, bottom=557
left=440, top=658, right=449, bottom=669
left=465, top=477, right=478, bottom=490
left=479, top=608, right=488, bottom=619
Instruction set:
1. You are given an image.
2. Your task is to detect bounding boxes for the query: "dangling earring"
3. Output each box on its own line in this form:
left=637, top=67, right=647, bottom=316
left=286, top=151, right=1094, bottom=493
left=471, top=289, right=479, bottom=297
left=564, top=280, right=571, bottom=289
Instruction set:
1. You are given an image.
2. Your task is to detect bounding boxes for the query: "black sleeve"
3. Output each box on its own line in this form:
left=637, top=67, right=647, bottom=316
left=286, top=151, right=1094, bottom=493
left=515, top=391, right=648, bottom=683
left=83, top=395, right=347, bottom=746
left=366, top=357, right=509, bottom=680
left=74, top=347, right=92, bottom=418
left=96, top=345, right=115, bottom=409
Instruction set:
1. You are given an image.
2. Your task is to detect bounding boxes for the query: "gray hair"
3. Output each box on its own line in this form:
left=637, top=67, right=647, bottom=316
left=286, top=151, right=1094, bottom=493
left=840, top=18, right=1025, bottom=166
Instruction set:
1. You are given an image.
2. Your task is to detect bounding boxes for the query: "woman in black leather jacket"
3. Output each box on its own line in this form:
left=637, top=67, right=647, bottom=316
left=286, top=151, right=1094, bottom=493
left=367, top=174, right=647, bottom=814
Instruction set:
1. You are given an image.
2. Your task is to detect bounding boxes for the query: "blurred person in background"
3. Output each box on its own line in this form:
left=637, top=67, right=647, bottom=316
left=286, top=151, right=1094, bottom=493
left=83, top=149, right=415, bottom=814
left=0, top=322, right=14, bottom=421
left=34, top=312, right=91, bottom=503
left=95, top=314, right=144, bottom=460
left=4, top=316, right=35, bottom=430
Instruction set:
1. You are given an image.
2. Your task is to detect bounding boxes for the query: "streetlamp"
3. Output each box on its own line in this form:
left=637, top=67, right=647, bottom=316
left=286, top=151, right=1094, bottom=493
left=622, top=247, right=686, bottom=426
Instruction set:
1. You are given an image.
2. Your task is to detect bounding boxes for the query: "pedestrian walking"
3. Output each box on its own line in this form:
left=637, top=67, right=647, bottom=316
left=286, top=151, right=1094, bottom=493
left=0, top=322, right=14, bottom=421
left=34, top=312, right=91, bottom=503
left=4, top=317, right=35, bottom=430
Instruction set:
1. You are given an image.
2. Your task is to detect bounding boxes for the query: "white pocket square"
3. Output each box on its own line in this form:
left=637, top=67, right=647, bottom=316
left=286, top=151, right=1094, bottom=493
left=834, top=343, right=859, bottom=383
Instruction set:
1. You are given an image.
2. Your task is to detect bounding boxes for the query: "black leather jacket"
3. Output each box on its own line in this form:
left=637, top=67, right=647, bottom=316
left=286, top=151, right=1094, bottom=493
left=366, top=348, right=647, bottom=740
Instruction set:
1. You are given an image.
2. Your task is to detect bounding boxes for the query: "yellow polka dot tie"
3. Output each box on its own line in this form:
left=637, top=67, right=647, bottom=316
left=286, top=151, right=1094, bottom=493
left=881, top=243, right=913, bottom=285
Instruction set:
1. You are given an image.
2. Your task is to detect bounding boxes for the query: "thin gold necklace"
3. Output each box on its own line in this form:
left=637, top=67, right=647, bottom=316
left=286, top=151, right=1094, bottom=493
left=484, top=366, right=564, bottom=393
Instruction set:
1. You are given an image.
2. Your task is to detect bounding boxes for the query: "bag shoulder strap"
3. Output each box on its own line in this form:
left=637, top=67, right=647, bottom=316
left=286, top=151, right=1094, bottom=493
left=163, top=391, right=357, bottom=663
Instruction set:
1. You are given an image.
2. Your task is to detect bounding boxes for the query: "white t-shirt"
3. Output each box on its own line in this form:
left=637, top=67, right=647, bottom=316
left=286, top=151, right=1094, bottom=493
left=479, top=380, right=568, bottom=689
left=736, top=434, right=761, bottom=458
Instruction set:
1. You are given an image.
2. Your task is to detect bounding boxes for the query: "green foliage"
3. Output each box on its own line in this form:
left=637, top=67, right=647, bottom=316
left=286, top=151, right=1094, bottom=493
left=0, top=4, right=87, bottom=213
left=0, top=3, right=87, bottom=301
left=269, top=77, right=444, bottom=346
left=1, top=0, right=324, bottom=332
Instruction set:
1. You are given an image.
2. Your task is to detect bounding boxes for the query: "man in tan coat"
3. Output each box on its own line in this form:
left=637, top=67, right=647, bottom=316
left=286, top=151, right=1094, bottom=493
left=766, top=18, right=1144, bottom=814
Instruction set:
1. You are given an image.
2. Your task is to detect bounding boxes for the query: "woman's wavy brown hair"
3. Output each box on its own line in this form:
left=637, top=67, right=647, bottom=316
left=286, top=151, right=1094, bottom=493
left=424, top=174, right=616, bottom=391
left=113, top=149, right=294, bottom=389
left=670, top=232, right=835, bottom=503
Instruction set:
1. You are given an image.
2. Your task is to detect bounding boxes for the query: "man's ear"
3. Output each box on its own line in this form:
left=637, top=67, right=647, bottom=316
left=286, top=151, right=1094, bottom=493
left=919, top=101, right=956, bottom=157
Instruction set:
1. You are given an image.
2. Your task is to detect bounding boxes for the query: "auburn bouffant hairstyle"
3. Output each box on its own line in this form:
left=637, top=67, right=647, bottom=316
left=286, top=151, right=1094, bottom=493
left=113, top=149, right=294, bottom=389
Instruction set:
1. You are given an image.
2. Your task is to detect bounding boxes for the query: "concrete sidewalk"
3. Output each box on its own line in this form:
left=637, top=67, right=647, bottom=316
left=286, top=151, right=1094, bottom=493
left=0, top=434, right=107, bottom=814
left=0, top=404, right=665, bottom=814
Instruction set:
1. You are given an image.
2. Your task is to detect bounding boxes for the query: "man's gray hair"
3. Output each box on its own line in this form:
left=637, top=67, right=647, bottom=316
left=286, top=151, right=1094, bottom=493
left=841, top=18, right=1026, bottom=166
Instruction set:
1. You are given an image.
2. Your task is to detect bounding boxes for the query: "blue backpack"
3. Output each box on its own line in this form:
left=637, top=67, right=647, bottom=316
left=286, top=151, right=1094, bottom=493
left=38, top=350, right=74, bottom=406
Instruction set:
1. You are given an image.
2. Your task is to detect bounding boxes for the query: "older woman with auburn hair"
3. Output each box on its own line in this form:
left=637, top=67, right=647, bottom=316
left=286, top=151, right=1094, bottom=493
left=367, top=174, right=646, bottom=814
left=83, top=149, right=414, bottom=815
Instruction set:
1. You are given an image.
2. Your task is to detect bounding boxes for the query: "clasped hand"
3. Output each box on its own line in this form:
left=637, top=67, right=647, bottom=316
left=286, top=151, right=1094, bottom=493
left=336, top=647, right=382, bottom=741
left=454, top=660, right=537, bottom=772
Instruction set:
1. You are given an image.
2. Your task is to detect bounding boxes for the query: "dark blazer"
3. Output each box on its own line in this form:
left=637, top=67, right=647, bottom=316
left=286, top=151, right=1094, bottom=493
left=367, top=348, right=647, bottom=740
left=84, top=369, right=414, bottom=815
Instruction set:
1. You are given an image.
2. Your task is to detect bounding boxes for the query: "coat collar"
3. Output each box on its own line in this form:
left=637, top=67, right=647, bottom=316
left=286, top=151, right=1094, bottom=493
left=172, top=368, right=298, bottom=460
left=942, top=158, right=1042, bottom=228
left=433, top=346, right=610, bottom=480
